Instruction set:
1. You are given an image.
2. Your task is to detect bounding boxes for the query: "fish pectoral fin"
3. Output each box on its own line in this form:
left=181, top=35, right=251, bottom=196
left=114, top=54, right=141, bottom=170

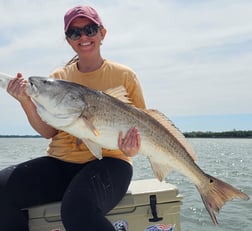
left=148, top=157, right=173, bottom=182
left=82, top=139, right=103, bottom=160
left=104, top=86, right=132, bottom=104
left=81, top=116, right=100, bottom=136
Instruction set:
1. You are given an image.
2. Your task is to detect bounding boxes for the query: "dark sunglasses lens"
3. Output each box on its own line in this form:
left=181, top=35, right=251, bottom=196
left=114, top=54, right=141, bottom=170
left=66, top=24, right=99, bottom=40
left=84, top=24, right=99, bottom=37
left=66, top=28, right=81, bottom=40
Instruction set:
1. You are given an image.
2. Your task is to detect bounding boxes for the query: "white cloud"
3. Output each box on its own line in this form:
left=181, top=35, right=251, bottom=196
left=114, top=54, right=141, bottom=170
left=0, top=0, right=252, bottom=134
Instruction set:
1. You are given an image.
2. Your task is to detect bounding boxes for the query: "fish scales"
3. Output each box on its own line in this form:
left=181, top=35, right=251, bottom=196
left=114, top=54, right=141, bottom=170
left=83, top=88, right=198, bottom=181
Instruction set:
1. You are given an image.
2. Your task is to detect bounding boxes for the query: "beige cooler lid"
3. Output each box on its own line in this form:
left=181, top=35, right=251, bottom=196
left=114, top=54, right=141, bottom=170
left=115, top=178, right=183, bottom=209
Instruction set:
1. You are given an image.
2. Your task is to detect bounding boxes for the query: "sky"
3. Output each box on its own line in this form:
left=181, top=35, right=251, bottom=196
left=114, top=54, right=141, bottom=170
left=0, top=0, right=252, bottom=135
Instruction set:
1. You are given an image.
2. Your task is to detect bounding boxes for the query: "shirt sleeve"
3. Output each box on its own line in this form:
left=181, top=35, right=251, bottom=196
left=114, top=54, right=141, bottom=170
left=125, top=72, right=146, bottom=109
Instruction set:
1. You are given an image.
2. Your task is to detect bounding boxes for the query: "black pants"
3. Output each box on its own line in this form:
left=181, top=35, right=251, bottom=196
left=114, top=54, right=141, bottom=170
left=0, top=156, right=132, bottom=231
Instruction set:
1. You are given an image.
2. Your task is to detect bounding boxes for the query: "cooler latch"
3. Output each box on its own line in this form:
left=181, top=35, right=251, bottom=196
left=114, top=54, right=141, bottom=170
left=149, top=195, right=163, bottom=222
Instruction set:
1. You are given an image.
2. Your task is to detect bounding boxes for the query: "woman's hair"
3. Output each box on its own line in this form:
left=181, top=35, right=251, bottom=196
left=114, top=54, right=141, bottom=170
left=66, top=55, right=79, bottom=66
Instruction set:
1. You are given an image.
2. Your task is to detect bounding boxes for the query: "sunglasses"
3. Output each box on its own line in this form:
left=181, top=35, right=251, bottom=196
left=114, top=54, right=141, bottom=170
left=65, top=23, right=100, bottom=40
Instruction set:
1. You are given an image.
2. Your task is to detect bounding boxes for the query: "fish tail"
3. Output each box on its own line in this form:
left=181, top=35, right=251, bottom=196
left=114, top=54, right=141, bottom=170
left=196, top=174, right=249, bottom=225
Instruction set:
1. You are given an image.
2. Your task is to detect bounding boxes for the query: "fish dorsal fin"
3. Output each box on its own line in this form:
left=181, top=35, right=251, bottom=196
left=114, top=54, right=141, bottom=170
left=104, top=86, right=131, bottom=104
left=144, top=109, right=197, bottom=161
left=82, top=138, right=103, bottom=160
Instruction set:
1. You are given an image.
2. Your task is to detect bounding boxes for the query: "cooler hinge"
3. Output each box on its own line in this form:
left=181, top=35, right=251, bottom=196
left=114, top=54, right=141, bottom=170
left=149, top=195, right=163, bottom=222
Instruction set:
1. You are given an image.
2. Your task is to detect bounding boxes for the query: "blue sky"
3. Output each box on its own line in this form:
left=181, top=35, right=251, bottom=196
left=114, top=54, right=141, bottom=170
left=0, top=0, right=252, bottom=135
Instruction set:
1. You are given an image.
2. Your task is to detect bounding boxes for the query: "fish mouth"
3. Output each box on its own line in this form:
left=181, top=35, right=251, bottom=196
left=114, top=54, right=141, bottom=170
left=26, top=79, right=39, bottom=97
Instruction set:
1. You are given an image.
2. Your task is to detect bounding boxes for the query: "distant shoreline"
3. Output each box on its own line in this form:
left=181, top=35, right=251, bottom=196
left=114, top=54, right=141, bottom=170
left=184, top=130, right=252, bottom=138
left=0, top=135, right=42, bottom=138
left=0, top=130, right=251, bottom=138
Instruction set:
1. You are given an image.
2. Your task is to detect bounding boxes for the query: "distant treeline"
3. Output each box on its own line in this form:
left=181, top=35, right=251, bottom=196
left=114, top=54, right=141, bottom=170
left=184, top=130, right=252, bottom=138
left=0, top=135, right=42, bottom=138
left=0, top=130, right=252, bottom=138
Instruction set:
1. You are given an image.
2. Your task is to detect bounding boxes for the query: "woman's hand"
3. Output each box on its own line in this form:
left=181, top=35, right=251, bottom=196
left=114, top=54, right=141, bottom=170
left=118, top=127, right=141, bottom=157
left=7, top=73, right=30, bottom=102
left=6, top=72, right=57, bottom=138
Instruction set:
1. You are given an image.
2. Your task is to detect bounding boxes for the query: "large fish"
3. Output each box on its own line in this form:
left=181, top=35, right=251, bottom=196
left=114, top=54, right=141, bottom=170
left=0, top=73, right=249, bottom=224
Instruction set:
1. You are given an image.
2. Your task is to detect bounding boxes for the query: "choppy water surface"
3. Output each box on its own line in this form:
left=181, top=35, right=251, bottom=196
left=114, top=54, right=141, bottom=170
left=0, top=138, right=251, bottom=230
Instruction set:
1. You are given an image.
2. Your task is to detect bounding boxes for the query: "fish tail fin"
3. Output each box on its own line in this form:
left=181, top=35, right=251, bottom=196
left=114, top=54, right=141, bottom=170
left=196, top=174, right=249, bottom=225
left=0, top=72, right=13, bottom=89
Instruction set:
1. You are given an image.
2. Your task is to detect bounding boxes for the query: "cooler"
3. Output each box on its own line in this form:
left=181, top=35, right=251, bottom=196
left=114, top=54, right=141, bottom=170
left=27, top=179, right=183, bottom=231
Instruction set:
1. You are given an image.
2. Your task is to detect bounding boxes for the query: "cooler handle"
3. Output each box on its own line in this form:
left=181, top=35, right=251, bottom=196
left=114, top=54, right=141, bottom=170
left=149, top=195, right=163, bottom=222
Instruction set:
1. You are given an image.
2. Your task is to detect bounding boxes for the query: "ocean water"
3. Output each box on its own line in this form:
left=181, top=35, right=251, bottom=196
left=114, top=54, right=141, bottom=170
left=0, top=138, right=251, bottom=231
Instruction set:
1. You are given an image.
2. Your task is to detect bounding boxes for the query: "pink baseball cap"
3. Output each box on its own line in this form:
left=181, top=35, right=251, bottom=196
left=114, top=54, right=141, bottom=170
left=64, top=6, right=103, bottom=32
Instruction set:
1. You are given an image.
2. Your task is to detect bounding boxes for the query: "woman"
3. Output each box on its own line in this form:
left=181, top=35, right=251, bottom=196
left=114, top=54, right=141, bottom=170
left=0, top=5, right=146, bottom=231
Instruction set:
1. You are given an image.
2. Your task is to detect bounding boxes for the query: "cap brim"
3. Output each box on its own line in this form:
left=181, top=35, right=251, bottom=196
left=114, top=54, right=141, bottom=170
left=65, top=14, right=101, bottom=32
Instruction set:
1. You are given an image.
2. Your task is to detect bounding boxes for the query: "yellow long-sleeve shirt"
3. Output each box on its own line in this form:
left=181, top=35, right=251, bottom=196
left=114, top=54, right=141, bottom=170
left=47, top=60, right=146, bottom=164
